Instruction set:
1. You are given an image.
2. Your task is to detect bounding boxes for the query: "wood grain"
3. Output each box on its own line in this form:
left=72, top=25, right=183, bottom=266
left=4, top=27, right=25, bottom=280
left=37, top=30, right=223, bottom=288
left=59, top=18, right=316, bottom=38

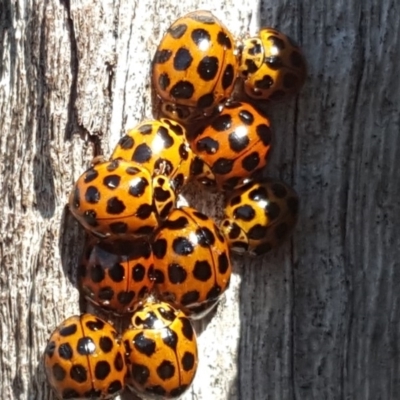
left=0, top=0, right=399, bottom=399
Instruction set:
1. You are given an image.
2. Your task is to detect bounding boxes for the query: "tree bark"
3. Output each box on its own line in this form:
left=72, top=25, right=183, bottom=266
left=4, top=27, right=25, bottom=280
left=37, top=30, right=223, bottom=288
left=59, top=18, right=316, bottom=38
left=1, top=0, right=399, bottom=399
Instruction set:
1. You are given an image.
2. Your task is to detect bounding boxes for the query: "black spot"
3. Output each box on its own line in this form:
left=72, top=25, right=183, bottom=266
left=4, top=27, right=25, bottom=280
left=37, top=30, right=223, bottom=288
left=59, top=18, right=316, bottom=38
left=138, top=124, right=153, bottom=135
left=229, top=195, right=241, bottom=206
left=283, top=72, right=299, bottom=88
left=229, top=131, right=250, bottom=153
left=290, top=50, right=305, bottom=68
left=157, top=360, right=175, bottom=380
left=134, top=332, right=156, bottom=356
left=109, top=263, right=125, bottom=282
left=217, top=31, right=232, bottom=48
left=164, top=216, right=189, bottom=230
left=197, top=56, right=219, bottom=81
left=255, top=75, right=274, bottom=89
left=77, top=337, right=96, bottom=355
left=182, top=352, right=195, bottom=371
left=154, top=187, right=172, bottom=202
left=84, top=168, right=99, bottom=183
left=170, top=81, right=194, bottom=99
left=146, top=385, right=167, bottom=396
left=269, top=35, right=285, bottom=50
left=109, top=222, right=128, bottom=234
left=169, top=23, right=187, bottom=39
left=192, top=210, right=209, bottom=221
left=287, top=196, right=299, bottom=215
left=106, top=159, right=120, bottom=172
left=190, top=157, right=205, bottom=176
left=59, top=324, right=77, bottom=337
left=62, top=388, right=80, bottom=399
left=159, top=306, right=176, bottom=321
left=107, top=380, right=123, bottom=394
left=70, top=364, right=87, bottom=383
left=118, top=135, right=134, bottom=149
left=234, top=205, right=256, bottom=221
left=136, top=203, right=153, bottom=219
left=173, top=47, right=193, bottom=71
left=197, top=227, right=215, bottom=246
left=181, top=290, right=200, bottom=305
left=126, top=165, right=141, bottom=175
left=180, top=317, right=194, bottom=340
left=58, top=343, right=73, bottom=360
left=98, top=287, right=114, bottom=301
left=99, top=336, right=113, bottom=353
left=86, top=318, right=105, bottom=331
left=265, top=201, right=281, bottom=220
left=239, top=110, right=254, bottom=125
left=154, top=158, right=174, bottom=175
left=172, top=173, right=185, bottom=192
left=211, top=114, right=232, bottom=131
left=103, top=175, right=121, bottom=190
left=117, top=291, right=135, bottom=304
left=206, top=285, right=221, bottom=300
left=154, top=49, right=172, bottom=64
left=212, top=158, right=234, bottom=175
left=52, top=364, right=66, bottom=381
left=85, top=186, right=100, bottom=204
left=132, top=143, right=152, bottom=163
left=95, top=360, right=111, bottom=380
left=132, top=263, right=146, bottom=282
left=222, top=64, right=235, bottom=89
left=45, top=341, right=56, bottom=357
left=248, top=41, right=262, bottom=55
left=197, top=93, right=215, bottom=108
left=170, top=386, right=189, bottom=397
left=128, top=178, right=149, bottom=197
left=249, top=186, right=268, bottom=201
left=244, top=59, right=259, bottom=74
left=173, top=237, right=194, bottom=255
left=154, top=269, right=165, bottom=283
left=227, top=222, right=241, bottom=239
left=153, top=238, right=167, bottom=259
left=196, top=137, right=219, bottom=154
left=159, top=73, right=170, bottom=90
left=256, top=124, right=272, bottom=146
left=265, top=55, right=283, bottom=70
left=106, top=197, right=126, bottom=215
left=157, top=125, right=174, bottom=148
left=168, top=263, right=187, bottom=284
left=271, top=182, right=288, bottom=198
left=193, top=261, right=212, bottom=281
left=191, top=28, right=211, bottom=46
left=218, top=253, right=230, bottom=274
left=131, top=363, right=150, bottom=385
left=178, top=143, right=189, bottom=160
left=248, top=224, right=268, bottom=240
left=242, top=151, right=260, bottom=171
left=114, top=352, right=124, bottom=371
left=162, top=327, right=178, bottom=350
left=275, top=223, right=289, bottom=240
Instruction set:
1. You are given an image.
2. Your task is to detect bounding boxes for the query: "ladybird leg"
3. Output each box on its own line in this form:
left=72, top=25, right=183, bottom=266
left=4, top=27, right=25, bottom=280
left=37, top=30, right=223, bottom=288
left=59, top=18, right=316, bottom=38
left=220, top=218, right=249, bottom=255
left=152, top=175, right=176, bottom=220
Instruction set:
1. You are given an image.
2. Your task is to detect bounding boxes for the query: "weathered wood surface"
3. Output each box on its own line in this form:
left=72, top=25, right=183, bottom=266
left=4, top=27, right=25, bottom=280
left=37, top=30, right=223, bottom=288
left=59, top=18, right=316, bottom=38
left=1, top=0, right=399, bottom=399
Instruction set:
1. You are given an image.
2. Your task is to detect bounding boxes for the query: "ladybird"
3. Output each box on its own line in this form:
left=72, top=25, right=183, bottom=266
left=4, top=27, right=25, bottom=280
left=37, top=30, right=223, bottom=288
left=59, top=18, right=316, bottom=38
left=69, top=159, right=176, bottom=239
left=123, top=300, right=198, bottom=398
left=79, top=238, right=154, bottom=314
left=152, top=10, right=238, bottom=122
left=44, top=314, right=126, bottom=400
left=220, top=178, right=299, bottom=256
left=238, top=28, right=307, bottom=100
left=110, top=118, right=193, bottom=194
left=190, top=101, right=273, bottom=191
left=152, top=206, right=231, bottom=317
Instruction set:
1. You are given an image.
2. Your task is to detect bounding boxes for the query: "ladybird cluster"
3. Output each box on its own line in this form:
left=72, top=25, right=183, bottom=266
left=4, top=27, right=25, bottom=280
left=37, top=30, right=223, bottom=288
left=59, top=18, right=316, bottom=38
left=44, top=10, right=306, bottom=400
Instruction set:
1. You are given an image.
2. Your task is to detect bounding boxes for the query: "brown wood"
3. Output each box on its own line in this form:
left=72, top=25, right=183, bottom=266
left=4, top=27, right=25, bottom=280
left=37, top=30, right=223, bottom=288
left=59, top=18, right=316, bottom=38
left=1, top=0, right=399, bottom=399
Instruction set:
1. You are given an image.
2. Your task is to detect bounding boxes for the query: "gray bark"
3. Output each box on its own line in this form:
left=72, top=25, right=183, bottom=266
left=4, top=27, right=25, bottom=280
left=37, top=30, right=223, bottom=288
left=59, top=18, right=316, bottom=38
left=0, top=0, right=399, bottom=399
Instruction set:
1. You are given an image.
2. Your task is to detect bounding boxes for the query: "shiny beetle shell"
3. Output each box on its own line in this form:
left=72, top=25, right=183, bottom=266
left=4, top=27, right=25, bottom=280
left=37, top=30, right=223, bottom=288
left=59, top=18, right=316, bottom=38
left=152, top=10, right=238, bottom=122
left=44, top=314, right=127, bottom=400
left=152, top=206, right=231, bottom=317
left=69, top=159, right=176, bottom=239
left=110, top=118, right=193, bottom=194
left=79, top=238, right=154, bottom=314
left=239, top=28, right=307, bottom=100
left=190, top=101, right=273, bottom=191
left=220, top=179, right=299, bottom=256
left=123, top=301, right=198, bottom=398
